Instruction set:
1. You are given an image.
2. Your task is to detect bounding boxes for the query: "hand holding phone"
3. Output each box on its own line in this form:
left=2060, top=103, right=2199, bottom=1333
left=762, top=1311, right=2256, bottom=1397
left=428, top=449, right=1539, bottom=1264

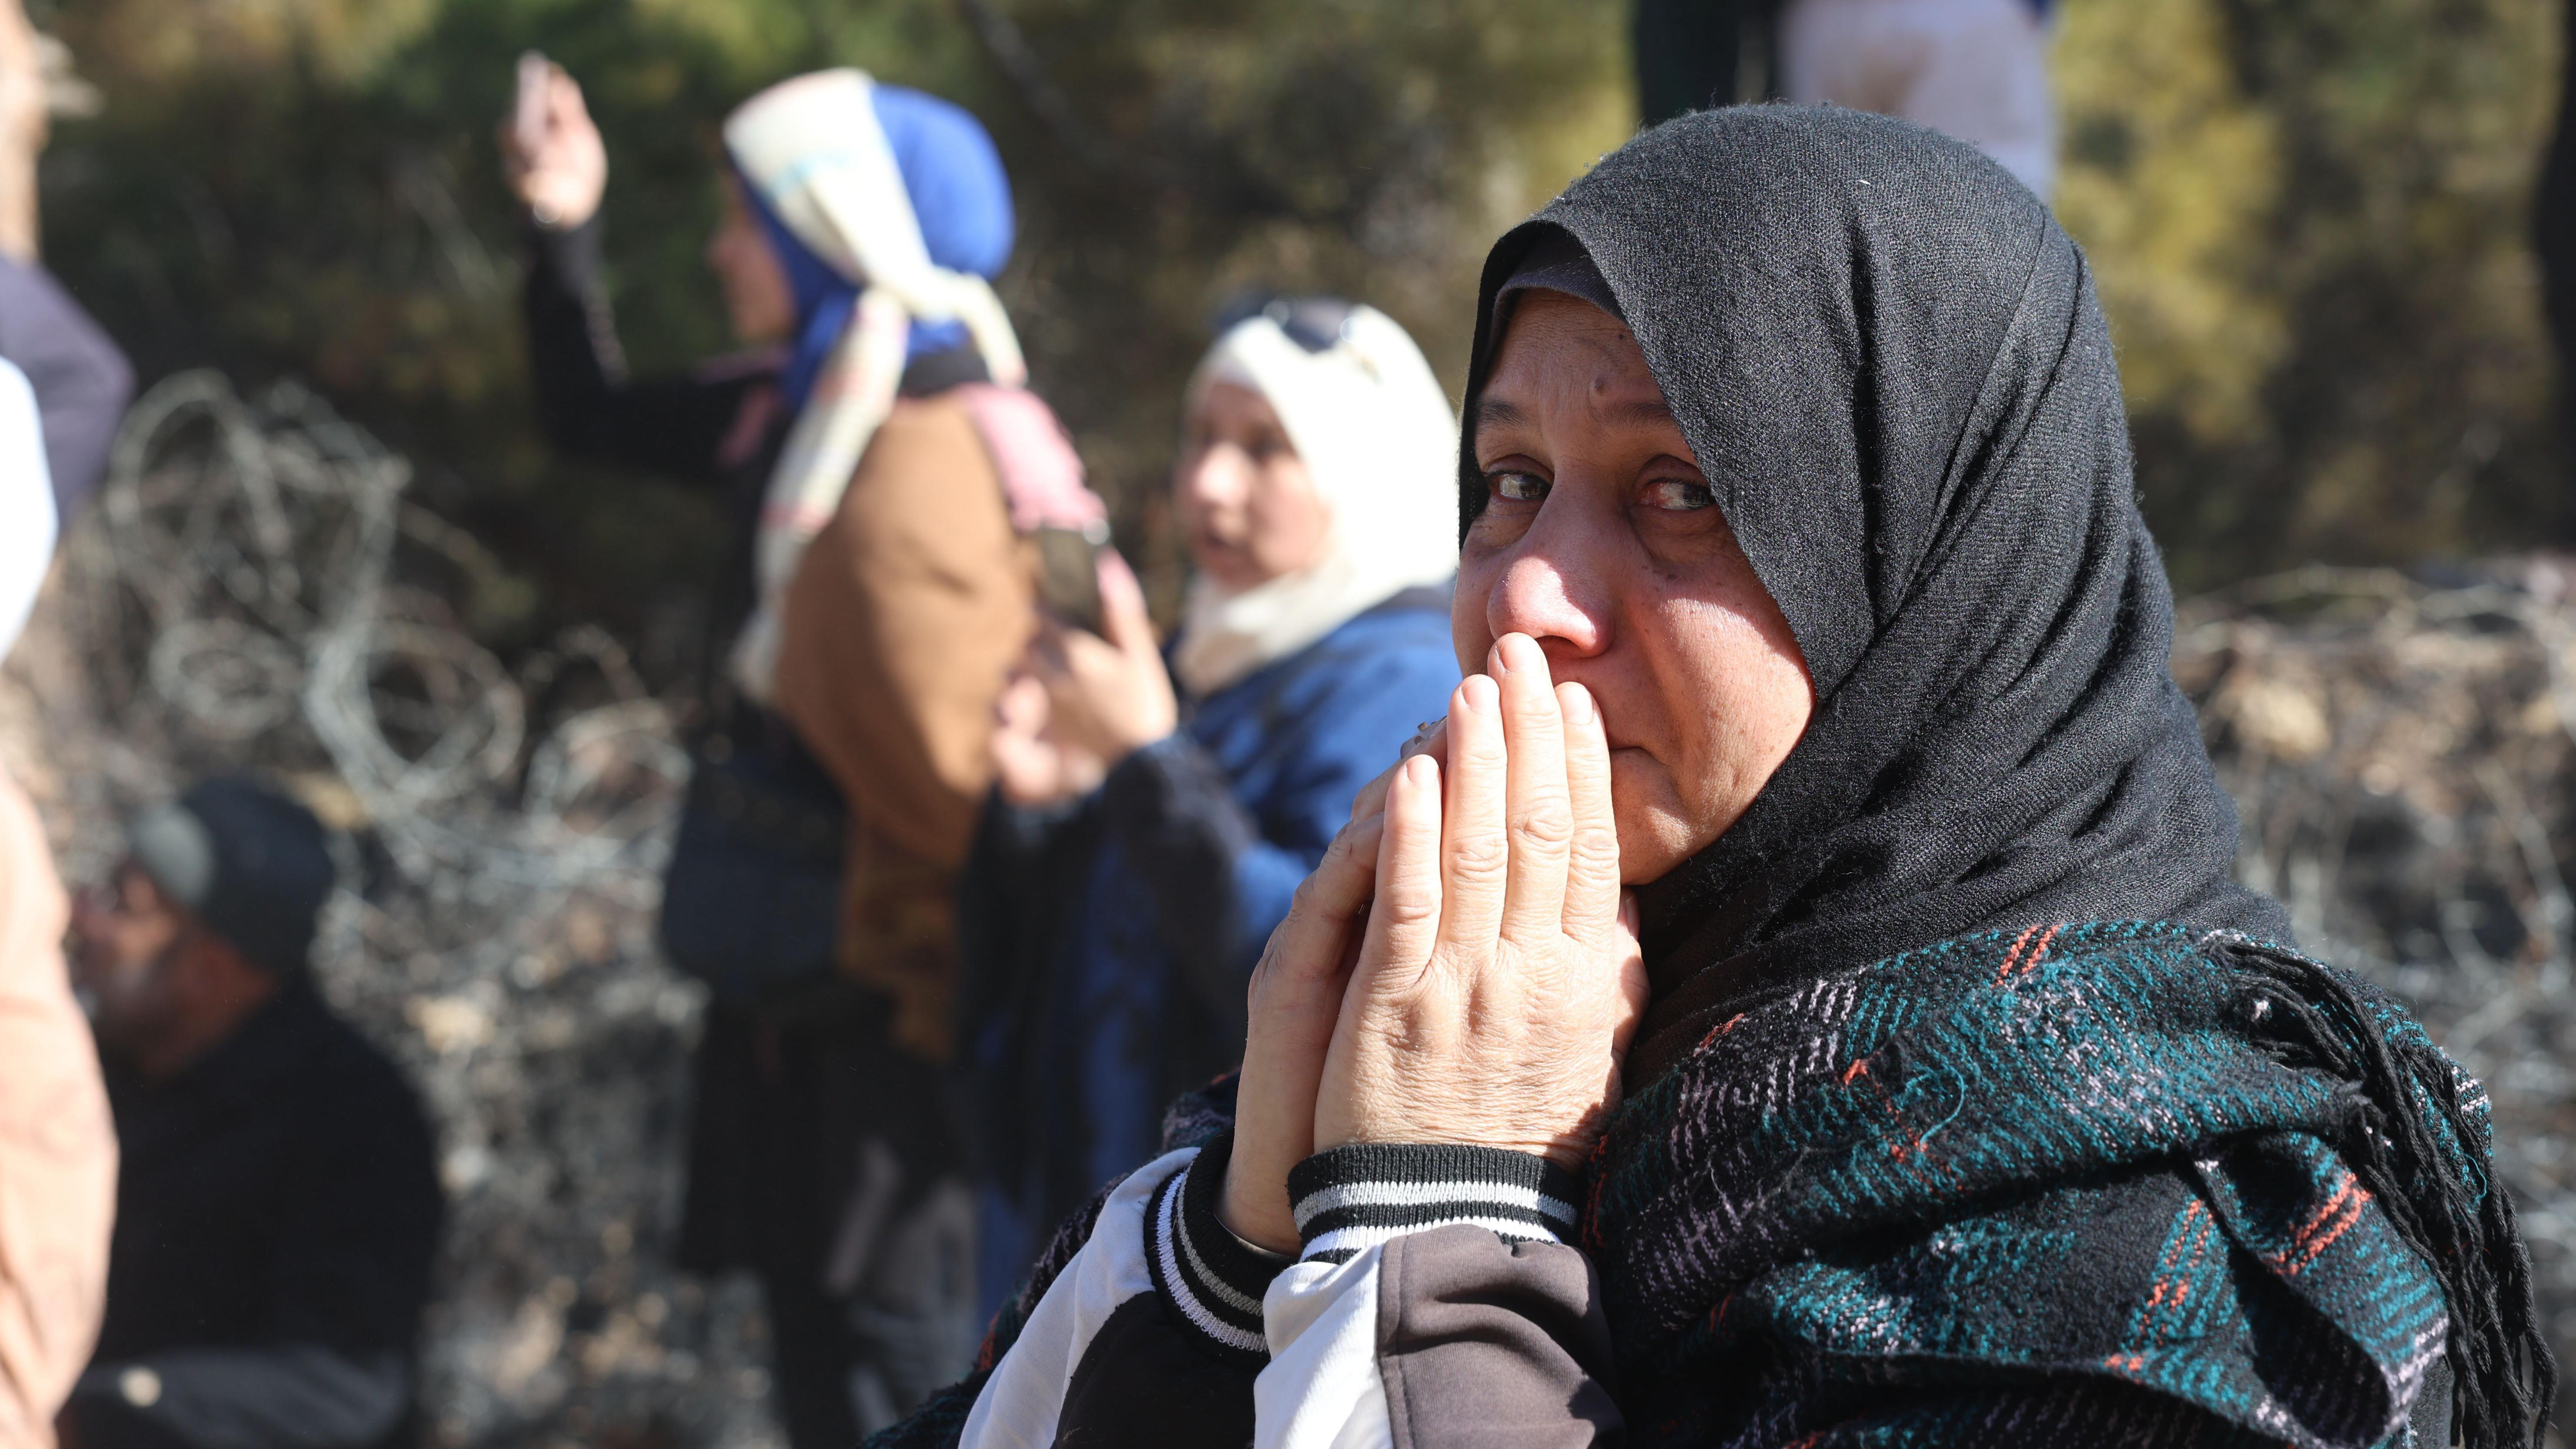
left=1025, top=542, right=1177, bottom=763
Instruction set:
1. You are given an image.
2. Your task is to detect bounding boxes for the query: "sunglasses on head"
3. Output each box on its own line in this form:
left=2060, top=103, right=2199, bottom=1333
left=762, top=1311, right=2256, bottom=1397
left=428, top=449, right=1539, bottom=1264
left=1210, top=293, right=1359, bottom=354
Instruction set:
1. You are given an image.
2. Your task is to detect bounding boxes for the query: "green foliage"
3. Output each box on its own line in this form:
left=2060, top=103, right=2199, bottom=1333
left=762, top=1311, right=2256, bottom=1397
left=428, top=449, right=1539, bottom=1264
left=2055, top=0, right=2563, bottom=590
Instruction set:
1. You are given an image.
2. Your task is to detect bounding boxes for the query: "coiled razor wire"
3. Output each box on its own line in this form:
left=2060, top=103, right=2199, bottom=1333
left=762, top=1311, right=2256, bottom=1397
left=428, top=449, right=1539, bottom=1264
left=72, top=369, right=686, bottom=888
left=41, top=373, right=789, bottom=1447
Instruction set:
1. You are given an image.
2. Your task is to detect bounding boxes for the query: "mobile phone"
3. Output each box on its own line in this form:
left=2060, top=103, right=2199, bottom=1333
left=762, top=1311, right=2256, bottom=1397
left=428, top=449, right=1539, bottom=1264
left=1033, top=526, right=1106, bottom=636
left=513, top=51, right=552, bottom=158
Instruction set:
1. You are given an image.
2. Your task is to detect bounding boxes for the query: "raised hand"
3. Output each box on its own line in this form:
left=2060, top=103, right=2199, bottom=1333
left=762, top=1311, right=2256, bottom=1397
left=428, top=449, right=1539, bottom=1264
left=1314, top=632, right=1644, bottom=1170
left=498, top=60, right=607, bottom=230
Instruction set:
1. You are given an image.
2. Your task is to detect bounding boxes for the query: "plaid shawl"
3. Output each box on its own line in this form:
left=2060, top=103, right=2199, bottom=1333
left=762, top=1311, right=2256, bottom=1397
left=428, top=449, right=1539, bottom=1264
left=872, top=923, right=2547, bottom=1447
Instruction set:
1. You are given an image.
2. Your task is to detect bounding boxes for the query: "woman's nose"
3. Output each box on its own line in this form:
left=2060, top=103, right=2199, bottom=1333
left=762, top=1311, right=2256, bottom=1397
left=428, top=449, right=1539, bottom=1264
left=1484, top=511, right=1612, bottom=657
left=1176, top=446, right=1250, bottom=512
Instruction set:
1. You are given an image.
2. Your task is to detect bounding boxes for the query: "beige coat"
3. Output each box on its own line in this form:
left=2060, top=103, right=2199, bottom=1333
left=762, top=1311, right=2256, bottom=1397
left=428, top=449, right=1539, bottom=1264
left=0, top=772, right=113, bottom=1449
left=773, top=394, right=1033, bottom=1063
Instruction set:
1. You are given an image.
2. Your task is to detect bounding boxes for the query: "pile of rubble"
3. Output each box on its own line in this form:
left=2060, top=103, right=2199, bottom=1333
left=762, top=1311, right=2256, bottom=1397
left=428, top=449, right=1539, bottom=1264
left=15, top=372, right=2576, bottom=1439
left=0, top=374, right=776, bottom=1449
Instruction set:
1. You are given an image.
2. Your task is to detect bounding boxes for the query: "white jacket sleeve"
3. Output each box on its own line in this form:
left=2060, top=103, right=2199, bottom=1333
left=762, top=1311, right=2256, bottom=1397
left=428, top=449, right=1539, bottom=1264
left=956, top=1137, right=1618, bottom=1449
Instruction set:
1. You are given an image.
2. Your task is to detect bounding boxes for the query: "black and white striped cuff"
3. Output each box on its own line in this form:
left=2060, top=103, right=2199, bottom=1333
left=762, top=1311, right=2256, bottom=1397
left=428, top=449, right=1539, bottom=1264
left=1145, top=1131, right=1288, bottom=1369
left=1289, top=1143, right=1581, bottom=1264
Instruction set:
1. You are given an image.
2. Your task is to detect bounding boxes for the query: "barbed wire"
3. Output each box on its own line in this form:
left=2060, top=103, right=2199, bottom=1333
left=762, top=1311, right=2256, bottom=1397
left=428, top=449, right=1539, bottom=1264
left=63, top=369, right=688, bottom=927
left=30, top=371, right=761, bottom=1446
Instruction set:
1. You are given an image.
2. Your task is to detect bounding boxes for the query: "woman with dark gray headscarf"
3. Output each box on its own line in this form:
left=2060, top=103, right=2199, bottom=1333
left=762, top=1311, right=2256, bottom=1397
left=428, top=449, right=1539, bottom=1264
left=872, top=107, right=2550, bottom=1449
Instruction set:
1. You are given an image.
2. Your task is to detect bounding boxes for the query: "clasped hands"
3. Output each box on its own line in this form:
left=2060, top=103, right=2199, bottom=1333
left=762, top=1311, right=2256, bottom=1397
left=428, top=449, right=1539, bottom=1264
left=1221, top=633, right=1648, bottom=1253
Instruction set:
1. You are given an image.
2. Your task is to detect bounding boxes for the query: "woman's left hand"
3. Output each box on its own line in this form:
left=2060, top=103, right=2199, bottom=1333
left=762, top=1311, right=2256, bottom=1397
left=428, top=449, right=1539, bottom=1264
left=1313, top=633, right=1648, bottom=1170
left=1030, top=555, right=1178, bottom=765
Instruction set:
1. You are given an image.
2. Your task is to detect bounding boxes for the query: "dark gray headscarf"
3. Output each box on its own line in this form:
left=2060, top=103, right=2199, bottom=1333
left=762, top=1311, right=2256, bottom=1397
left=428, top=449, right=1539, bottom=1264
left=1460, top=105, right=2289, bottom=1085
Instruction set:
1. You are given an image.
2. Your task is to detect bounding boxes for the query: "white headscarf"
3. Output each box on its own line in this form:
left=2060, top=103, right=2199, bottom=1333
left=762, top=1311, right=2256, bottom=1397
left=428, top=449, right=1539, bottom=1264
left=1171, top=304, right=1458, bottom=698
left=0, top=360, right=56, bottom=662
left=721, top=69, right=1027, bottom=703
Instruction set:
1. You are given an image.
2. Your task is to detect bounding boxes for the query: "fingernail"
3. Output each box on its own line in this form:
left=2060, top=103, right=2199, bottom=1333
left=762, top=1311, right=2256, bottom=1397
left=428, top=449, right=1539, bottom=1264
left=1561, top=683, right=1596, bottom=724
left=1495, top=634, right=1542, bottom=678
left=1461, top=675, right=1498, bottom=713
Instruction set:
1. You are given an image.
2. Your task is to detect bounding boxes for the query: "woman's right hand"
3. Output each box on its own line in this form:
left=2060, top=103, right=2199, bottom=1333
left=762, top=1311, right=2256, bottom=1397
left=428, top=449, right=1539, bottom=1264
left=1313, top=636, right=1645, bottom=1170
left=1221, top=721, right=1448, bottom=1253
left=498, top=62, right=606, bottom=230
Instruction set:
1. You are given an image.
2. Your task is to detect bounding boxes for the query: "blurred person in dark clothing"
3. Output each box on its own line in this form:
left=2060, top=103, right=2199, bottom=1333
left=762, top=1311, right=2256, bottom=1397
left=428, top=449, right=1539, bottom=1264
left=0, top=0, right=129, bottom=523
left=1639, top=0, right=2056, bottom=199
left=1634, top=0, right=1777, bottom=125
left=61, top=779, right=441, bottom=1449
left=1772, top=0, right=2056, bottom=197
left=502, top=62, right=1086, bottom=1444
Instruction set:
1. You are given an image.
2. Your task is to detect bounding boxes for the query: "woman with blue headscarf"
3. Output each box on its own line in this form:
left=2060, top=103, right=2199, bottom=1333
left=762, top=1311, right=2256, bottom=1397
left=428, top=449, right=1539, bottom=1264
left=505, top=63, right=1098, bottom=1445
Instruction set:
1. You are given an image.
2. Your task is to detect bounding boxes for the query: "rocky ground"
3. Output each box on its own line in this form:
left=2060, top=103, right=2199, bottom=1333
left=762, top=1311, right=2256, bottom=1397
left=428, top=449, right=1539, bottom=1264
left=14, top=375, right=2576, bottom=1442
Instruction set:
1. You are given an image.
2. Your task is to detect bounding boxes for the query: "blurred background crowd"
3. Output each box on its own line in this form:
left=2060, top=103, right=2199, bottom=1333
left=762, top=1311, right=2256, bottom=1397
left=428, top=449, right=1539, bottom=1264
left=3, top=0, right=2576, bottom=1447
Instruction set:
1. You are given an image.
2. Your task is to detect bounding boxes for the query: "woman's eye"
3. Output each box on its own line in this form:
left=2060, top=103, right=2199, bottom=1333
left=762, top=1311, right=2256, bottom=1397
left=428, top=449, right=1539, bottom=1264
left=1642, top=478, right=1716, bottom=512
left=1490, top=470, right=1550, bottom=503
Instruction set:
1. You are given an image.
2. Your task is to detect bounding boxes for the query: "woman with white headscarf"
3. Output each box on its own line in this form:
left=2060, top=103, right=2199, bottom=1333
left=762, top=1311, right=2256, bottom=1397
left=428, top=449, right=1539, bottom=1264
left=504, top=64, right=1100, bottom=1446
left=961, top=297, right=1462, bottom=1314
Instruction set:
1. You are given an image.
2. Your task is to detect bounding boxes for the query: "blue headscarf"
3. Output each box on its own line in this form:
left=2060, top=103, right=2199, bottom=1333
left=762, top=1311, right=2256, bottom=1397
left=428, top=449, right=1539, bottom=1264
left=742, top=85, right=1016, bottom=413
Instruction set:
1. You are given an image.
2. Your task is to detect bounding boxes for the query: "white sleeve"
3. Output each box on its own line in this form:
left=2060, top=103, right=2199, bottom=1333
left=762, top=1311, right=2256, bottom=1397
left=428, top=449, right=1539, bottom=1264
left=960, top=1137, right=1601, bottom=1449
left=1255, top=1249, right=1391, bottom=1449
left=959, top=1146, right=1195, bottom=1449
left=0, top=358, right=56, bottom=662
left=1250, top=1143, right=1592, bottom=1449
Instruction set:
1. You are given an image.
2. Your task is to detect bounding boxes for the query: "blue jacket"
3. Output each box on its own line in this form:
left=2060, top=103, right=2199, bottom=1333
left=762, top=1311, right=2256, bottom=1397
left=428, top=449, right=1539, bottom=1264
left=959, top=587, right=1459, bottom=1311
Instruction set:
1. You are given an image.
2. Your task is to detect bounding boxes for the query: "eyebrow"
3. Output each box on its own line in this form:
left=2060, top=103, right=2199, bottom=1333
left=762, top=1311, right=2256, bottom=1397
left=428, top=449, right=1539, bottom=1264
left=1472, top=393, right=1679, bottom=432
left=1610, top=396, right=1678, bottom=426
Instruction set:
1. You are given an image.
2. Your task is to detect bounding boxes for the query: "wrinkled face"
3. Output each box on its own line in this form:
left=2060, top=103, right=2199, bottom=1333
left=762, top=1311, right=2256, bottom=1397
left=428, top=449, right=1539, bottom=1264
left=706, top=174, right=798, bottom=346
left=1459, top=291, right=1816, bottom=883
left=1174, top=381, right=1335, bottom=592
left=68, top=861, right=190, bottom=1060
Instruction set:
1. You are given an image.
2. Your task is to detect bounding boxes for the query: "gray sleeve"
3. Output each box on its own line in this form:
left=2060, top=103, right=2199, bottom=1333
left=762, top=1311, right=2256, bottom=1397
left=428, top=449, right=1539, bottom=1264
left=1270, top=1142, right=1623, bottom=1449
left=1375, top=1228, right=1624, bottom=1449
left=0, top=256, right=132, bottom=524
